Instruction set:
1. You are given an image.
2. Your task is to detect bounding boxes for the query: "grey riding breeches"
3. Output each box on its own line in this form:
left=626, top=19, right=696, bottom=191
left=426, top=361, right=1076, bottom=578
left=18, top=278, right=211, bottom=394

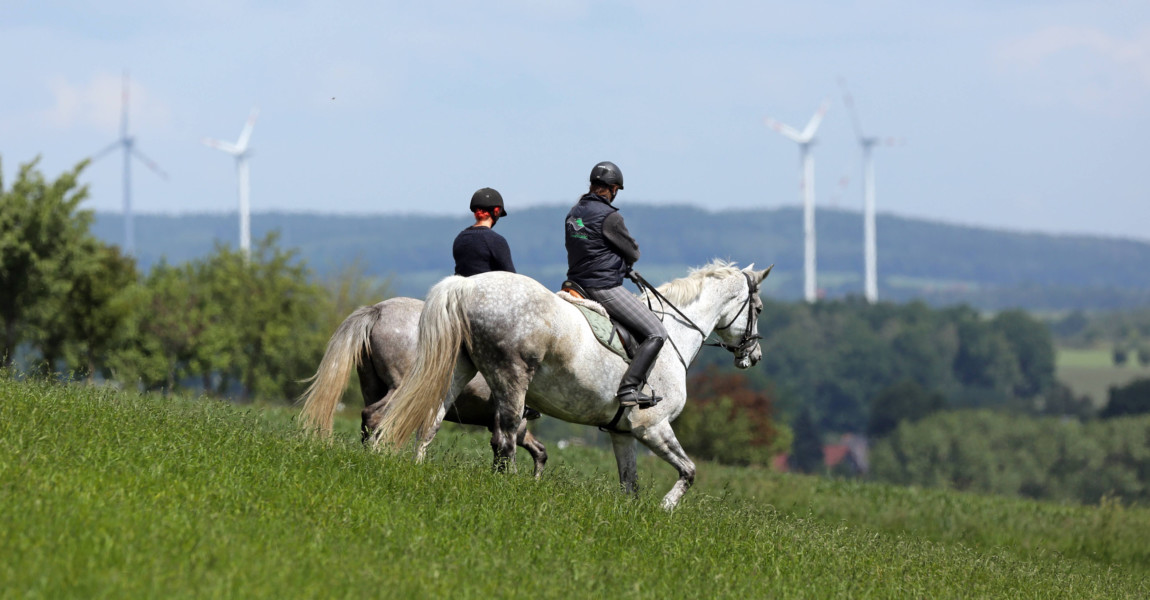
left=584, top=285, right=667, bottom=342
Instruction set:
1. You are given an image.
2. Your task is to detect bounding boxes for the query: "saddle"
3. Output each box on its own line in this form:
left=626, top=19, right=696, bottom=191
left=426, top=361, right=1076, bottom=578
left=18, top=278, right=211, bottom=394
left=559, top=280, right=638, bottom=361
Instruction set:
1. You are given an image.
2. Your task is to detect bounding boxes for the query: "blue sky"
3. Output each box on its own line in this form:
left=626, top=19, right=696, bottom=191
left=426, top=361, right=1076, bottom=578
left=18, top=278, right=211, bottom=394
left=2, top=1, right=1148, bottom=240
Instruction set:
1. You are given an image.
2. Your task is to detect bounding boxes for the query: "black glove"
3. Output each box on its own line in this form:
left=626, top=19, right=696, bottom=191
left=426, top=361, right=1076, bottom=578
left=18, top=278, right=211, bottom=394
left=627, top=269, right=642, bottom=284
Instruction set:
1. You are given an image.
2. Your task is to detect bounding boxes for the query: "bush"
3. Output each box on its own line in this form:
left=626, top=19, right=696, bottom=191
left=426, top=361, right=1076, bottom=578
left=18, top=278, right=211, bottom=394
left=674, top=368, right=788, bottom=466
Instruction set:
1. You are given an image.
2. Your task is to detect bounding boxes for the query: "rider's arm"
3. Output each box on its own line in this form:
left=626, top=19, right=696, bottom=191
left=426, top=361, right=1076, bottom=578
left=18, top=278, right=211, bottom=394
left=602, top=212, right=640, bottom=266
left=487, top=232, right=517, bottom=273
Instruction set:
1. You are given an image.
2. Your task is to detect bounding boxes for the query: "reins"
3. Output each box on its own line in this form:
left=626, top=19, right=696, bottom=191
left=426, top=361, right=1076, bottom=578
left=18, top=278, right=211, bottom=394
left=629, top=270, right=761, bottom=368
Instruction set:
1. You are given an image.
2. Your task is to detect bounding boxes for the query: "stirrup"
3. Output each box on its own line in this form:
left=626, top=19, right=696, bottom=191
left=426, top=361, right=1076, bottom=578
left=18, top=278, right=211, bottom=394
left=617, top=388, right=662, bottom=410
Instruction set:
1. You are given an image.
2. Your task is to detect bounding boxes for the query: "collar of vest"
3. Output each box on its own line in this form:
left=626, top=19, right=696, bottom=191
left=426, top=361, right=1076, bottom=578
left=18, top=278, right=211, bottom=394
left=581, top=193, right=616, bottom=208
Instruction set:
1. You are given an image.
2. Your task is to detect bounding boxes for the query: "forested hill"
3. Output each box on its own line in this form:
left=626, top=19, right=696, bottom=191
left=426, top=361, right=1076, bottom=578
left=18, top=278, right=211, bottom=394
left=92, top=206, right=1150, bottom=309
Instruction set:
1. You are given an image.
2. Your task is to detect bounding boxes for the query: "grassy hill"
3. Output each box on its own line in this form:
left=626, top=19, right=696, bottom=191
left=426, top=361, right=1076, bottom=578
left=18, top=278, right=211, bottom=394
left=3, top=375, right=1148, bottom=598
left=92, top=207, right=1150, bottom=310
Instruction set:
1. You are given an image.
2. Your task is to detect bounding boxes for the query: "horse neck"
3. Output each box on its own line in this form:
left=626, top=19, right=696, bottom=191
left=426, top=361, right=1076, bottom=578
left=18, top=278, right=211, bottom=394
left=661, top=281, right=730, bottom=366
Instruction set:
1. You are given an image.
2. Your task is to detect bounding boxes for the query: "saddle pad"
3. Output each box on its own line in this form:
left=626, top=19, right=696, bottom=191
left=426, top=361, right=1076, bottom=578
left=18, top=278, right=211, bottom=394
left=572, top=304, right=630, bottom=362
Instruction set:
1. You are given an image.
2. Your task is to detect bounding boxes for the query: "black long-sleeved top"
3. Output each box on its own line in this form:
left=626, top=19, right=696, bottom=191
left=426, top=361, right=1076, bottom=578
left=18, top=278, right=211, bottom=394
left=452, top=226, right=516, bottom=277
left=601, top=211, right=640, bottom=265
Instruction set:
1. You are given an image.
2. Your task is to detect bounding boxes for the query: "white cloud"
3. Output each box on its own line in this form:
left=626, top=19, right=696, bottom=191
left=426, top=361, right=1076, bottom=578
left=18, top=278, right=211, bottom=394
left=995, top=25, right=1150, bottom=113
left=39, top=72, right=172, bottom=134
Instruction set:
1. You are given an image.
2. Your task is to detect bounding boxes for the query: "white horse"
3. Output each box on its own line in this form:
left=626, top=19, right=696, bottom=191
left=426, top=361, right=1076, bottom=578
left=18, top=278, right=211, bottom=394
left=374, top=260, right=770, bottom=510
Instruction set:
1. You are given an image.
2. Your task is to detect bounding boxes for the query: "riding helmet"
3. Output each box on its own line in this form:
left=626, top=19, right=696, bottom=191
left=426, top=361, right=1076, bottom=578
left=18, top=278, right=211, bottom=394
left=469, top=187, right=506, bottom=216
left=589, top=161, right=624, bottom=190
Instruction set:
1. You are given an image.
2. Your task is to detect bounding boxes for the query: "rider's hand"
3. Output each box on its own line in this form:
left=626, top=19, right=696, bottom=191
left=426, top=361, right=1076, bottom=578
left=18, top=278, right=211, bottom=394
left=627, top=269, right=642, bottom=284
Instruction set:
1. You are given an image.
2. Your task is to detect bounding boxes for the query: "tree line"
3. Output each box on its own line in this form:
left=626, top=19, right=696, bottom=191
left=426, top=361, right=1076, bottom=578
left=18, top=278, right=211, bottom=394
left=1, top=156, right=386, bottom=400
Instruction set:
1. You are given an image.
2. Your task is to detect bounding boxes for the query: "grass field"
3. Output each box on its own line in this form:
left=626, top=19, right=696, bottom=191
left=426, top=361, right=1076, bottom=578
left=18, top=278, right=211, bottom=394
left=3, top=375, right=1149, bottom=598
left=1057, top=347, right=1150, bottom=405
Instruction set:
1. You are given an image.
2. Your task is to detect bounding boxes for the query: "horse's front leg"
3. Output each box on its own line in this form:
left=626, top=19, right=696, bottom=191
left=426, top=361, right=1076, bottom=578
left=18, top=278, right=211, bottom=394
left=610, top=431, right=639, bottom=496
left=634, top=421, right=696, bottom=511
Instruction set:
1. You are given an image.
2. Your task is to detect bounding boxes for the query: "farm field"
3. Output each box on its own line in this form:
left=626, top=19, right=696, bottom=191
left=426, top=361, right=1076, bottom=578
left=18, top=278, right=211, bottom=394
left=1056, top=347, right=1150, bottom=406
left=2, top=376, right=1148, bottom=598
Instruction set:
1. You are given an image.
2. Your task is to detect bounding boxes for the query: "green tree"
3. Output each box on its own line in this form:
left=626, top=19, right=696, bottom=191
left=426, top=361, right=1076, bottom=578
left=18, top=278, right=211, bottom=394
left=202, top=233, right=326, bottom=401
left=35, top=242, right=138, bottom=378
left=790, top=406, right=824, bottom=473
left=992, top=309, right=1055, bottom=398
left=0, top=156, right=91, bottom=366
left=1100, top=378, right=1150, bottom=419
left=867, top=379, right=945, bottom=439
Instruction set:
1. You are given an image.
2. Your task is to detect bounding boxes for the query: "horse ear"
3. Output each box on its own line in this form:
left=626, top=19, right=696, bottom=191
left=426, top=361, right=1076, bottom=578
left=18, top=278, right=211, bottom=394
left=755, top=264, right=775, bottom=283
left=743, top=263, right=756, bottom=273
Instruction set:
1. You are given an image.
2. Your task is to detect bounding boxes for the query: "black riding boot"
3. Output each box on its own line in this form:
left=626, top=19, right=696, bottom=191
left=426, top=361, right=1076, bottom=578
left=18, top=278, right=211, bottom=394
left=616, top=337, right=665, bottom=409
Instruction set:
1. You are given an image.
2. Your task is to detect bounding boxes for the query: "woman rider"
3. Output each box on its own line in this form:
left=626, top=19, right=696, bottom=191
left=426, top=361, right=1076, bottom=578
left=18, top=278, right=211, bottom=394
left=453, top=187, right=515, bottom=276
left=564, top=161, right=666, bottom=408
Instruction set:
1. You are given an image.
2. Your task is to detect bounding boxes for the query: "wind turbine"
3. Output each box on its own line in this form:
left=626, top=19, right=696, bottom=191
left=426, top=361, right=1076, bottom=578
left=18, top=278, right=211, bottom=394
left=90, top=71, right=168, bottom=257
left=839, top=79, right=900, bottom=304
left=203, top=108, right=259, bottom=257
left=765, top=100, right=829, bottom=303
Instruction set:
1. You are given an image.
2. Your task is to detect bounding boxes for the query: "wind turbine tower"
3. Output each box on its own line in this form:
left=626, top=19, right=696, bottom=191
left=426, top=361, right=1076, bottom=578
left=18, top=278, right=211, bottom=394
left=90, top=71, right=168, bottom=256
left=204, top=109, right=259, bottom=257
left=765, top=100, right=829, bottom=303
left=840, top=79, right=899, bottom=303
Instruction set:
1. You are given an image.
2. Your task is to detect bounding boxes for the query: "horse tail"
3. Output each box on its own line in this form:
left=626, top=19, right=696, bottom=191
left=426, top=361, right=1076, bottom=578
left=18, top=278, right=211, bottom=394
left=373, top=276, right=473, bottom=449
left=298, top=303, right=382, bottom=436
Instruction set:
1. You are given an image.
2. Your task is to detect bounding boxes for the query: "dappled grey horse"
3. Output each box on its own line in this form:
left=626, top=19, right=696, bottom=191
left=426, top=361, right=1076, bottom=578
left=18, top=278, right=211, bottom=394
left=373, top=260, right=770, bottom=510
left=297, top=297, right=547, bottom=476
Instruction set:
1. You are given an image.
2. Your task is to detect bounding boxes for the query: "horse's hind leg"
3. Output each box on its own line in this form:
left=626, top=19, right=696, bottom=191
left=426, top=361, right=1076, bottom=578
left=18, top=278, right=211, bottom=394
left=517, top=425, right=548, bottom=479
left=610, top=431, right=639, bottom=495
left=485, top=365, right=532, bottom=474
left=634, top=421, right=696, bottom=511
left=414, top=355, right=476, bottom=463
left=358, top=362, right=391, bottom=443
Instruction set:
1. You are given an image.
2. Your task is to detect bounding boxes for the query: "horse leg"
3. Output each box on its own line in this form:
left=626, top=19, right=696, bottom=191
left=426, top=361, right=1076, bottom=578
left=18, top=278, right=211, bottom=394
left=610, top=431, right=639, bottom=496
left=413, top=356, right=475, bottom=461
left=485, top=366, right=531, bottom=474
left=517, top=425, right=548, bottom=479
left=634, top=421, right=696, bottom=511
left=414, top=405, right=448, bottom=463
left=358, top=361, right=391, bottom=444
left=361, top=392, right=392, bottom=445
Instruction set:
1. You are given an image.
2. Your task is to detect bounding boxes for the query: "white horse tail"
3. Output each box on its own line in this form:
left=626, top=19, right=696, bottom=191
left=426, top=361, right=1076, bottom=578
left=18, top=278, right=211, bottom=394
left=297, top=304, right=381, bottom=436
left=373, top=276, right=473, bottom=449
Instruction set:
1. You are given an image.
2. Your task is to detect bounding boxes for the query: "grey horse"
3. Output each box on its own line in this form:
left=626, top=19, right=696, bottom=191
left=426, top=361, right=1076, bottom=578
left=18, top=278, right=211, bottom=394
left=374, top=260, right=770, bottom=510
left=297, top=297, right=548, bottom=477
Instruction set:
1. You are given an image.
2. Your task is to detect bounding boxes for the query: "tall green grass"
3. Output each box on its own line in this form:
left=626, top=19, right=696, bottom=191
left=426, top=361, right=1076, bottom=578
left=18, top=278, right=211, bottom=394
left=2, top=376, right=1147, bottom=598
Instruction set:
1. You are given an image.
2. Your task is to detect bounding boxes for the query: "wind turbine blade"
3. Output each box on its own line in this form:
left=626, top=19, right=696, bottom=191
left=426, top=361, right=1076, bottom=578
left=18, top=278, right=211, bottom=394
left=203, top=137, right=240, bottom=154
left=799, top=100, right=830, bottom=141
left=837, top=77, right=866, bottom=141
left=132, top=147, right=169, bottom=179
left=764, top=117, right=805, bottom=143
left=235, top=107, right=260, bottom=151
left=90, top=140, right=122, bottom=163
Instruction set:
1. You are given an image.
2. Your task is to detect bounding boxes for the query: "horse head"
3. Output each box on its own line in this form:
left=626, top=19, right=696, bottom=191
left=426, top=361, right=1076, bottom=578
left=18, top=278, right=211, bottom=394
left=713, top=263, right=773, bottom=369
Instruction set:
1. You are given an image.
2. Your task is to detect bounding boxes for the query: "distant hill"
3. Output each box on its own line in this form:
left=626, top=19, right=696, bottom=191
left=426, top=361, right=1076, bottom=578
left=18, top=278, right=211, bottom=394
left=91, top=206, right=1150, bottom=310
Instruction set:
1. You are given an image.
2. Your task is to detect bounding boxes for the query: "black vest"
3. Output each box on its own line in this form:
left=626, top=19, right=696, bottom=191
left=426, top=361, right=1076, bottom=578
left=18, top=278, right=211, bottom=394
left=565, top=194, right=627, bottom=289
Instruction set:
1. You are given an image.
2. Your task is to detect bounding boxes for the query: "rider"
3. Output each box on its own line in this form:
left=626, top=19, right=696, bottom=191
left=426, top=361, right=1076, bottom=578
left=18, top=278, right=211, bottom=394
left=453, top=187, right=515, bottom=276
left=564, top=161, right=667, bottom=409
left=453, top=187, right=539, bottom=420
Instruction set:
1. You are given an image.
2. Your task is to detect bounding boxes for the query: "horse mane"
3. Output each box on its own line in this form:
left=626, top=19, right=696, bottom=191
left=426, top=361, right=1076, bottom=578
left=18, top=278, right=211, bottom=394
left=646, top=259, right=742, bottom=305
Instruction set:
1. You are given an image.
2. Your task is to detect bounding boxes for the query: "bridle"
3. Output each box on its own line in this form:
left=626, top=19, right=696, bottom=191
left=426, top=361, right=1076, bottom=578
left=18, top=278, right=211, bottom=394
left=630, top=270, right=762, bottom=369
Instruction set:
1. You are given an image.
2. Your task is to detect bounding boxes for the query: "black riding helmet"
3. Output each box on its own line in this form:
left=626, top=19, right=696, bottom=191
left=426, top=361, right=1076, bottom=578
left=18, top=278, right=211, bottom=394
left=469, top=187, right=507, bottom=216
left=590, top=161, right=624, bottom=190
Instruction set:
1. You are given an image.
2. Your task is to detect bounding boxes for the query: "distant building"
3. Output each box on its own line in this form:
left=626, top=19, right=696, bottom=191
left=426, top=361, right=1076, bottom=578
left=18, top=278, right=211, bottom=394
left=772, top=433, right=869, bottom=475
